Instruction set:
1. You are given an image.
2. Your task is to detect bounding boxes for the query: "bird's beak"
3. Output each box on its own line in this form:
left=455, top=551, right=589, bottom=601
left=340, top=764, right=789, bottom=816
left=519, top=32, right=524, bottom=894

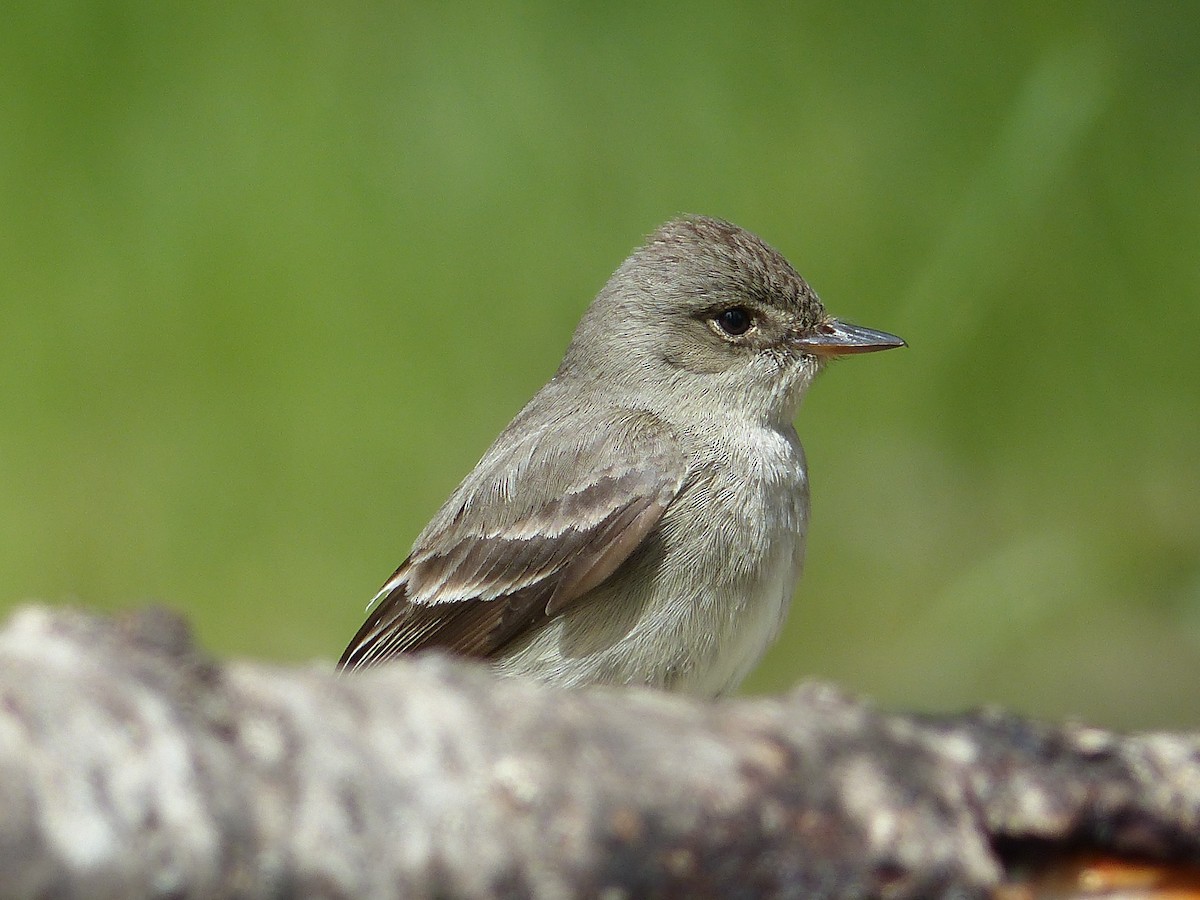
left=792, top=318, right=907, bottom=357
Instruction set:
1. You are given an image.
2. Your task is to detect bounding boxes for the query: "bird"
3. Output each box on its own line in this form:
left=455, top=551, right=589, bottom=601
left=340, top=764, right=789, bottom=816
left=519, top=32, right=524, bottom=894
left=338, top=215, right=904, bottom=696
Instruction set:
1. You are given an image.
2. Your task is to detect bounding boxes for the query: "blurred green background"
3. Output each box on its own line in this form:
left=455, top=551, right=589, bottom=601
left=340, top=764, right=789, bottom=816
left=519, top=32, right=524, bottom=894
left=1, top=3, right=1196, bottom=728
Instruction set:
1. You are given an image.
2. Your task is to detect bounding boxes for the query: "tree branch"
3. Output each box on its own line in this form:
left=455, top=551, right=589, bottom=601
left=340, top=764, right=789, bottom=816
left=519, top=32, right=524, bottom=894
left=0, top=605, right=1197, bottom=898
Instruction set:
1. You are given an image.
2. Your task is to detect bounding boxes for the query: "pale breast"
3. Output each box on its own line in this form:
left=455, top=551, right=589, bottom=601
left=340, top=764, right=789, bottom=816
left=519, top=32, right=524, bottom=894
left=672, top=421, right=809, bottom=695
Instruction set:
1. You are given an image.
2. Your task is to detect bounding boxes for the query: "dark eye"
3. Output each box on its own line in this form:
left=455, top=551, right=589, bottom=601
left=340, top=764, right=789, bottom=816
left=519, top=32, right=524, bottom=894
left=715, top=307, right=753, bottom=336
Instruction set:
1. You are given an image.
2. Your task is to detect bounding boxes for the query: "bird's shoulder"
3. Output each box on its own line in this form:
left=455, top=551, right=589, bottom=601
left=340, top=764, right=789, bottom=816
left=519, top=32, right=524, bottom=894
left=417, top=398, right=688, bottom=545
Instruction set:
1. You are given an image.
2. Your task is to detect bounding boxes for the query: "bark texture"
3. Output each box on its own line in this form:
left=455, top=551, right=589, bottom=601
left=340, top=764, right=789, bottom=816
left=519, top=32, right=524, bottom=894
left=0, top=604, right=1197, bottom=899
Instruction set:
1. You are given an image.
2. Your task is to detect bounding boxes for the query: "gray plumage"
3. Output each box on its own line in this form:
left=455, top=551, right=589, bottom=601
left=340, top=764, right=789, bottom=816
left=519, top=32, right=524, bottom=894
left=339, top=215, right=903, bottom=696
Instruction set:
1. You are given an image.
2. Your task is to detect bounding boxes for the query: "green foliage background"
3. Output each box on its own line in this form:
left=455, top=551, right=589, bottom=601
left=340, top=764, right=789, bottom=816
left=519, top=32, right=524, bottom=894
left=2, top=3, right=1196, bottom=727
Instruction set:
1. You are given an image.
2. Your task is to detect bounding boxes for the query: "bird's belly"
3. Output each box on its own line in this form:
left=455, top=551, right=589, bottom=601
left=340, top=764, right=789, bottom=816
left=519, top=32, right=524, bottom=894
left=684, top=548, right=800, bottom=697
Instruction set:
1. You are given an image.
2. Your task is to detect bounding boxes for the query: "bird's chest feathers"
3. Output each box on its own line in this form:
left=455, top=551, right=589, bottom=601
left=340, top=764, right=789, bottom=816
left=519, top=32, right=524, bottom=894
left=650, top=419, right=809, bottom=695
left=675, top=420, right=809, bottom=578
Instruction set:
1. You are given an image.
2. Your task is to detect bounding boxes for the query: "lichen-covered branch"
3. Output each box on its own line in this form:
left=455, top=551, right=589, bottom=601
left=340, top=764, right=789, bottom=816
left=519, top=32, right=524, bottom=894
left=0, top=605, right=1196, bottom=899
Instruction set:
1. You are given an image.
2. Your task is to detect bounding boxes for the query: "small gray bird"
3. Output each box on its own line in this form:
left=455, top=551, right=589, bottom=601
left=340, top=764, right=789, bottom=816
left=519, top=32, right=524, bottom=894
left=339, top=216, right=904, bottom=696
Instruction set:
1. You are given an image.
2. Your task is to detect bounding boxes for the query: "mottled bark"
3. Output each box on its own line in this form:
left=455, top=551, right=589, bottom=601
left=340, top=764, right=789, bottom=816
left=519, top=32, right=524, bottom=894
left=0, top=605, right=1196, bottom=899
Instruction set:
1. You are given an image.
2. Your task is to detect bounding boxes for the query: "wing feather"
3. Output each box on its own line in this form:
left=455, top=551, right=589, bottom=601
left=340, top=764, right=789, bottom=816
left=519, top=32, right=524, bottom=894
left=338, top=409, right=685, bottom=671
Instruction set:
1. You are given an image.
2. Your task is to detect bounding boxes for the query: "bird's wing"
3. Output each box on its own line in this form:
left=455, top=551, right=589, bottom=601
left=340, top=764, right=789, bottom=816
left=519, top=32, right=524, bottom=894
left=337, top=408, right=687, bottom=670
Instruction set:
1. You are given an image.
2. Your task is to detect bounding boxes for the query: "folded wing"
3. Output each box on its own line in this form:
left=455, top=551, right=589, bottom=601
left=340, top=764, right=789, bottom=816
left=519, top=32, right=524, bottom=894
left=338, top=408, right=686, bottom=670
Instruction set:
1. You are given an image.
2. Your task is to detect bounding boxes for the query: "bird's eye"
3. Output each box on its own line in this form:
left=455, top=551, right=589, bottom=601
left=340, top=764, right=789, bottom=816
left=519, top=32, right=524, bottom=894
left=715, top=307, right=753, bottom=336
